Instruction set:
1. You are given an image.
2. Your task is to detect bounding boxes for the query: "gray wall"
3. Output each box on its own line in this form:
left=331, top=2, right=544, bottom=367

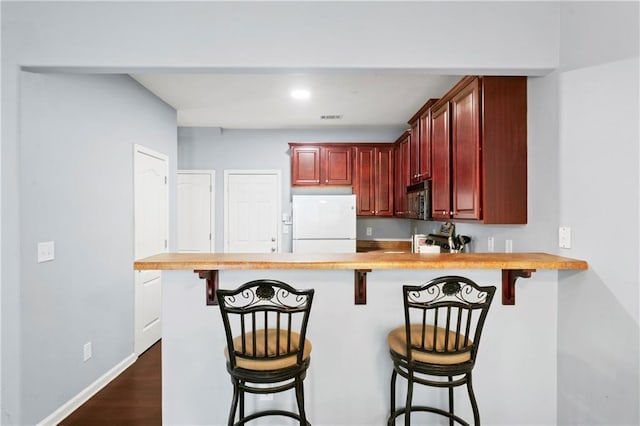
left=16, top=72, right=177, bottom=425
left=1, top=1, right=638, bottom=425
left=177, top=127, right=410, bottom=252
left=555, top=3, right=639, bottom=424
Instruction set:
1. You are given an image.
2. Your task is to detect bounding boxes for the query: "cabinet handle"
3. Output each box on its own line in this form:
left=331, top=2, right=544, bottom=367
left=271, top=247, right=276, bottom=252
left=271, top=237, right=276, bottom=242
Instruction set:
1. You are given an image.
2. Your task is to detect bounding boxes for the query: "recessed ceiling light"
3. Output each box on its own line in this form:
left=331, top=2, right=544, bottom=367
left=290, top=89, right=311, bottom=100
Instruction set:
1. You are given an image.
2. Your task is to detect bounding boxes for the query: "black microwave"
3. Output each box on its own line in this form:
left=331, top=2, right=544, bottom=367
left=406, top=181, right=432, bottom=221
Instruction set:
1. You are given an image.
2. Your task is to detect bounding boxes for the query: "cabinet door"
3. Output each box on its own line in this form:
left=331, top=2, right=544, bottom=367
left=291, top=146, right=321, bottom=186
left=394, top=134, right=409, bottom=217
left=375, top=146, right=394, bottom=217
left=322, top=146, right=352, bottom=185
left=409, top=119, right=420, bottom=183
left=431, top=103, right=451, bottom=220
left=418, top=110, right=432, bottom=180
left=451, top=78, right=481, bottom=220
left=402, top=138, right=413, bottom=218
left=354, top=146, right=375, bottom=216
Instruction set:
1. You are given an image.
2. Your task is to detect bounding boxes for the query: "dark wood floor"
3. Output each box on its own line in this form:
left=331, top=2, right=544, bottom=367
left=59, top=341, right=161, bottom=426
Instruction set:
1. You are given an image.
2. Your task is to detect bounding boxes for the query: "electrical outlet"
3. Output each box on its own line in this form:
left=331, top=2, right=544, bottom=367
left=505, top=239, right=513, bottom=253
left=83, top=342, right=92, bottom=362
left=559, top=227, right=571, bottom=249
left=366, top=227, right=372, bottom=236
left=37, top=241, right=55, bottom=263
left=487, top=237, right=495, bottom=252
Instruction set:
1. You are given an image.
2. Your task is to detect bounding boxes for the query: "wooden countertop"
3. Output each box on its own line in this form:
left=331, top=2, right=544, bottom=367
left=135, top=252, right=587, bottom=306
left=134, top=251, right=587, bottom=272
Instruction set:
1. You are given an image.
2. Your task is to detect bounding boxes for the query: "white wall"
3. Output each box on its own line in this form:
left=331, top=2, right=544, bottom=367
left=555, top=4, right=639, bottom=424
left=1, top=1, right=637, bottom=425
left=15, top=72, right=176, bottom=425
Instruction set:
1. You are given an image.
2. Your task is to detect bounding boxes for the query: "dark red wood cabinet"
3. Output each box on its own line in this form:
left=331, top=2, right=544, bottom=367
left=430, top=76, right=527, bottom=224
left=408, top=118, right=420, bottom=183
left=451, top=78, right=481, bottom=220
left=431, top=102, right=451, bottom=221
left=354, top=144, right=394, bottom=217
left=290, top=143, right=353, bottom=186
left=393, top=131, right=410, bottom=217
left=408, top=99, right=438, bottom=184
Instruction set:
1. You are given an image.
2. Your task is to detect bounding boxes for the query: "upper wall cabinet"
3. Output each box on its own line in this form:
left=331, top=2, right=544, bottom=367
left=289, top=143, right=353, bottom=186
left=408, top=98, right=438, bottom=184
left=431, top=76, right=528, bottom=224
left=393, top=131, right=411, bottom=217
left=354, top=144, right=394, bottom=217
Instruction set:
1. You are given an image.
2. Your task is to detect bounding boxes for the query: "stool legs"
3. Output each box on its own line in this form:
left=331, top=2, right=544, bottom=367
left=239, top=382, right=245, bottom=421
left=388, top=369, right=398, bottom=426
left=295, top=377, right=308, bottom=425
left=467, top=373, right=480, bottom=426
left=404, top=372, right=414, bottom=426
left=388, top=371, right=483, bottom=426
left=228, top=380, right=240, bottom=426
left=448, top=376, right=454, bottom=426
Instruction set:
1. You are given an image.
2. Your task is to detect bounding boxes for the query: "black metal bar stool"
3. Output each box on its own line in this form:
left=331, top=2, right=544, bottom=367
left=217, top=279, right=314, bottom=426
left=387, top=276, right=496, bottom=425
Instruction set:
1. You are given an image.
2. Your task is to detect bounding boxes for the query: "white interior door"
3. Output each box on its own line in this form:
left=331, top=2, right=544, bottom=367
left=134, top=145, right=168, bottom=355
left=177, top=170, right=214, bottom=253
left=225, top=170, right=281, bottom=253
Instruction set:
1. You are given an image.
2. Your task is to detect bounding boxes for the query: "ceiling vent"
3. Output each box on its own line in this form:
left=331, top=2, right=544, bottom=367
left=320, top=114, right=343, bottom=120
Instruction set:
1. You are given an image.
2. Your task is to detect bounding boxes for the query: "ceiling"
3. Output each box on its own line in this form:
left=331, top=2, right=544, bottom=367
left=131, top=72, right=462, bottom=129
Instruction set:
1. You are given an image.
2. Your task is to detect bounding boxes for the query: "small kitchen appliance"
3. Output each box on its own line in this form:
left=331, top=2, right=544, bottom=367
left=424, top=222, right=471, bottom=253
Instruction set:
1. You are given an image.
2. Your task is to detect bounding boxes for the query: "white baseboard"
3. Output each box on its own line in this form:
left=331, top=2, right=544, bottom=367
left=37, top=353, right=138, bottom=426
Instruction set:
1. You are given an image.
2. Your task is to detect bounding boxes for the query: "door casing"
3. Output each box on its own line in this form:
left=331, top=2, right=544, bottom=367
left=133, top=144, right=168, bottom=356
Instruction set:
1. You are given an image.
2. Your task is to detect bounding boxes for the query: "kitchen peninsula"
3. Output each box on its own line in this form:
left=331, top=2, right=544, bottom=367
left=138, top=251, right=587, bottom=425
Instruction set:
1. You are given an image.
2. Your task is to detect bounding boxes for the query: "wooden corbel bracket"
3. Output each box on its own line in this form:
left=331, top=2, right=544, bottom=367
left=195, top=270, right=219, bottom=305
left=502, top=269, right=536, bottom=305
left=354, top=269, right=371, bottom=305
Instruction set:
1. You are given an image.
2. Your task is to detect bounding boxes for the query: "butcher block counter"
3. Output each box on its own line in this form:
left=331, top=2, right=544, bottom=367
left=134, top=252, right=587, bottom=305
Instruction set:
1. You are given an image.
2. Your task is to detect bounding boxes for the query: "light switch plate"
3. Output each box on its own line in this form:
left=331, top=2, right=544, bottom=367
left=559, top=227, right=571, bottom=249
left=37, top=241, right=55, bottom=263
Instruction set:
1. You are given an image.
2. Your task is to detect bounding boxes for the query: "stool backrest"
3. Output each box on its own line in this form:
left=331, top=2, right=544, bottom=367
left=217, top=279, right=314, bottom=368
left=402, top=276, right=495, bottom=364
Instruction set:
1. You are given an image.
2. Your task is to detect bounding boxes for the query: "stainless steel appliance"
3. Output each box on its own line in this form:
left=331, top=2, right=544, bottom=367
left=406, top=181, right=431, bottom=220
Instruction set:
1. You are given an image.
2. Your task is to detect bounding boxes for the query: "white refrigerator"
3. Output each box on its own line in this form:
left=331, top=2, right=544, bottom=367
left=292, top=195, right=357, bottom=253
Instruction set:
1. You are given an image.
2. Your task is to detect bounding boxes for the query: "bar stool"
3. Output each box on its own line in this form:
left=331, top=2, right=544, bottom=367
left=217, top=279, right=314, bottom=426
left=387, top=276, right=496, bottom=425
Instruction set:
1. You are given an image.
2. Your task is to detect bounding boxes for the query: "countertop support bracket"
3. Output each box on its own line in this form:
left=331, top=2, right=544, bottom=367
left=196, top=270, right=219, bottom=305
left=502, top=269, right=536, bottom=305
left=355, top=269, right=371, bottom=305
